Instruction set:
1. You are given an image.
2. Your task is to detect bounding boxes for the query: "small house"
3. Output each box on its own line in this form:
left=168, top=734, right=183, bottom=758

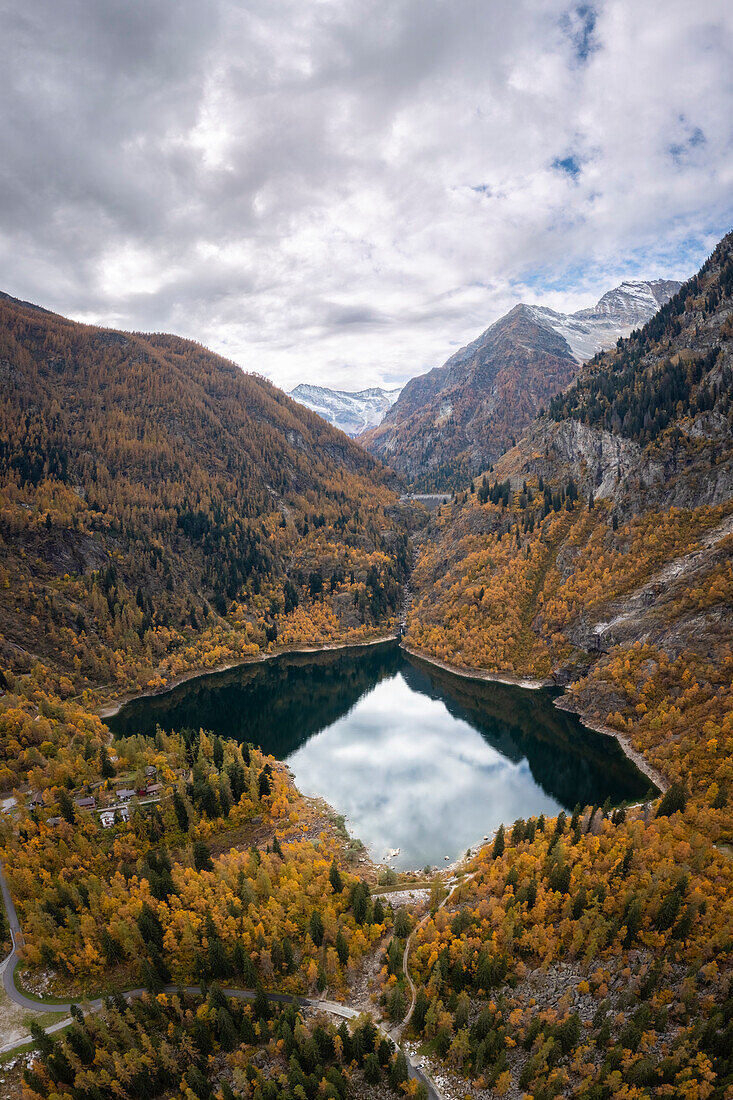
left=99, top=805, right=130, bottom=828
left=118, top=789, right=136, bottom=803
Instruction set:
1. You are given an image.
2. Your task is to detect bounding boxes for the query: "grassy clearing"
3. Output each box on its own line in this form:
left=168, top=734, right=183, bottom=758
left=0, top=981, right=68, bottom=1055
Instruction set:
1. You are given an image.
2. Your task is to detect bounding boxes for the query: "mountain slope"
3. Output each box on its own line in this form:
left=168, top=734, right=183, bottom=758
left=407, top=233, right=731, bottom=677
left=289, top=383, right=402, bottom=435
left=0, top=293, right=408, bottom=700
left=361, top=278, right=681, bottom=489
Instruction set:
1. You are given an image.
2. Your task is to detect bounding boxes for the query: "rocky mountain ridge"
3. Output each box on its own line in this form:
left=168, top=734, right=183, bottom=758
left=527, top=278, right=682, bottom=361
left=361, top=278, right=681, bottom=490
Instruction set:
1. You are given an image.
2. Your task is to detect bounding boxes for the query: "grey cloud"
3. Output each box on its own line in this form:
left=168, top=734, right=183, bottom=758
left=323, top=303, right=392, bottom=327
left=1, top=0, right=732, bottom=391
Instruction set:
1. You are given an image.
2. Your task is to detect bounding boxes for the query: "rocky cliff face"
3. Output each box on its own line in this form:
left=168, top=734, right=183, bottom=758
left=360, top=278, right=681, bottom=490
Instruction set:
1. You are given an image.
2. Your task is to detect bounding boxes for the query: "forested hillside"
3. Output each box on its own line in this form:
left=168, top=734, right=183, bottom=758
left=23, top=993, right=415, bottom=1100
left=1, top=241, right=732, bottom=1100
left=548, top=260, right=732, bottom=442
left=0, top=294, right=409, bottom=709
left=0, top=289, right=421, bottom=1095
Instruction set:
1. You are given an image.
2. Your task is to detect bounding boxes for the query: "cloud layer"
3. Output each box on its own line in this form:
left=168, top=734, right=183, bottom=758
left=2, top=0, right=732, bottom=389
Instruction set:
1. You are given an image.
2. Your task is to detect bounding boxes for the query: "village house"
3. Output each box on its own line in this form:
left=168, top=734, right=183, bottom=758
left=99, top=805, right=130, bottom=828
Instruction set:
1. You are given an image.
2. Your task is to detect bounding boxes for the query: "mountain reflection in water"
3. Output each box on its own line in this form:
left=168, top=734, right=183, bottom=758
left=108, top=642, right=651, bottom=869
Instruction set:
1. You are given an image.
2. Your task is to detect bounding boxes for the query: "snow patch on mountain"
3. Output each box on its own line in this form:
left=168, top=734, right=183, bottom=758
left=526, top=279, right=682, bottom=361
left=289, top=383, right=402, bottom=436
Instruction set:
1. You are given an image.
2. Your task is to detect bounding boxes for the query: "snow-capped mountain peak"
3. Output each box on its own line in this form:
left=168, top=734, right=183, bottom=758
left=526, top=278, right=682, bottom=361
left=289, top=383, right=402, bottom=436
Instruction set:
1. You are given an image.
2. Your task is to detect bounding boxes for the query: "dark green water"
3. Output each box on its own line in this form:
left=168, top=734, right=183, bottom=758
left=108, top=642, right=651, bottom=869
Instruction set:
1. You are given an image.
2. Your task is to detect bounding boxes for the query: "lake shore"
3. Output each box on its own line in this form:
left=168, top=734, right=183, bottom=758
left=399, top=641, right=551, bottom=689
left=553, top=696, right=668, bottom=794
left=399, top=642, right=667, bottom=795
left=104, top=632, right=666, bottom=799
left=101, top=632, right=666, bottom=853
left=98, top=632, right=398, bottom=719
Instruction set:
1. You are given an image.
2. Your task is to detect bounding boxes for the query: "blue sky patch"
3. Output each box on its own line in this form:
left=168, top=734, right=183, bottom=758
left=562, top=4, right=598, bottom=64
left=552, top=155, right=582, bottom=179
left=515, top=220, right=732, bottom=300
left=669, top=125, right=706, bottom=165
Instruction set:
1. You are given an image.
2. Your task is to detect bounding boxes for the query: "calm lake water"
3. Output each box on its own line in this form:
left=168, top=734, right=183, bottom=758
left=108, top=642, right=651, bottom=869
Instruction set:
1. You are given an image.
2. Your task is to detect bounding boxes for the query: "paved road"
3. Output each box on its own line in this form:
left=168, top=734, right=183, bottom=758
left=0, top=859, right=442, bottom=1097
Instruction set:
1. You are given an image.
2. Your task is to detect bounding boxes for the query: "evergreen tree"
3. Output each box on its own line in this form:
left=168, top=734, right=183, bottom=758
left=101, top=928, right=123, bottom=965
left=194, top=840, right=213, bottom=872
left=99, top=745, right=115, bottom=779
left=329, top=859, right=343, bottom=893
left=30, top=1020, right=55, bottom=1057
left=258, top=768, right=271, bottom=799
left=656, top=782, right=686, bottom=818
left=137, top=901, right=164, bottom=950
left=394, top=908, right=410, bottom=938
left=350, top=881, right=369, bottom=923
left=254, top=984, right=269, bottom=1020
left=57, top=789, right=75, bottom=825
left=309, top=910, right=324, bottom=947
left=227, top=760, right=246, bottom=803
left=173, top=789, right=190, bottom=832
left=364, top=1052, right=381, bottom=1084
left=390, top=1050, right=409, bottom=1090
left=335, top=930, right=349, bottom=966
left=413, top=987, right=429, bottom=1032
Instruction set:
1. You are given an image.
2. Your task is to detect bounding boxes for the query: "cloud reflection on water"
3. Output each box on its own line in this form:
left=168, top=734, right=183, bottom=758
left=287, top=672, right=563, bottom=869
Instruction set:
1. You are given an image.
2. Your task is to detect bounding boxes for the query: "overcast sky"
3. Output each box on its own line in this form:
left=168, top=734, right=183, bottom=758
left=2, top=1, right=732, bottom=391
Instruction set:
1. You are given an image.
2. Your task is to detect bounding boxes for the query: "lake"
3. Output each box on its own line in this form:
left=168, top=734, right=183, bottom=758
left=108, top=641, right=651, bottom=869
